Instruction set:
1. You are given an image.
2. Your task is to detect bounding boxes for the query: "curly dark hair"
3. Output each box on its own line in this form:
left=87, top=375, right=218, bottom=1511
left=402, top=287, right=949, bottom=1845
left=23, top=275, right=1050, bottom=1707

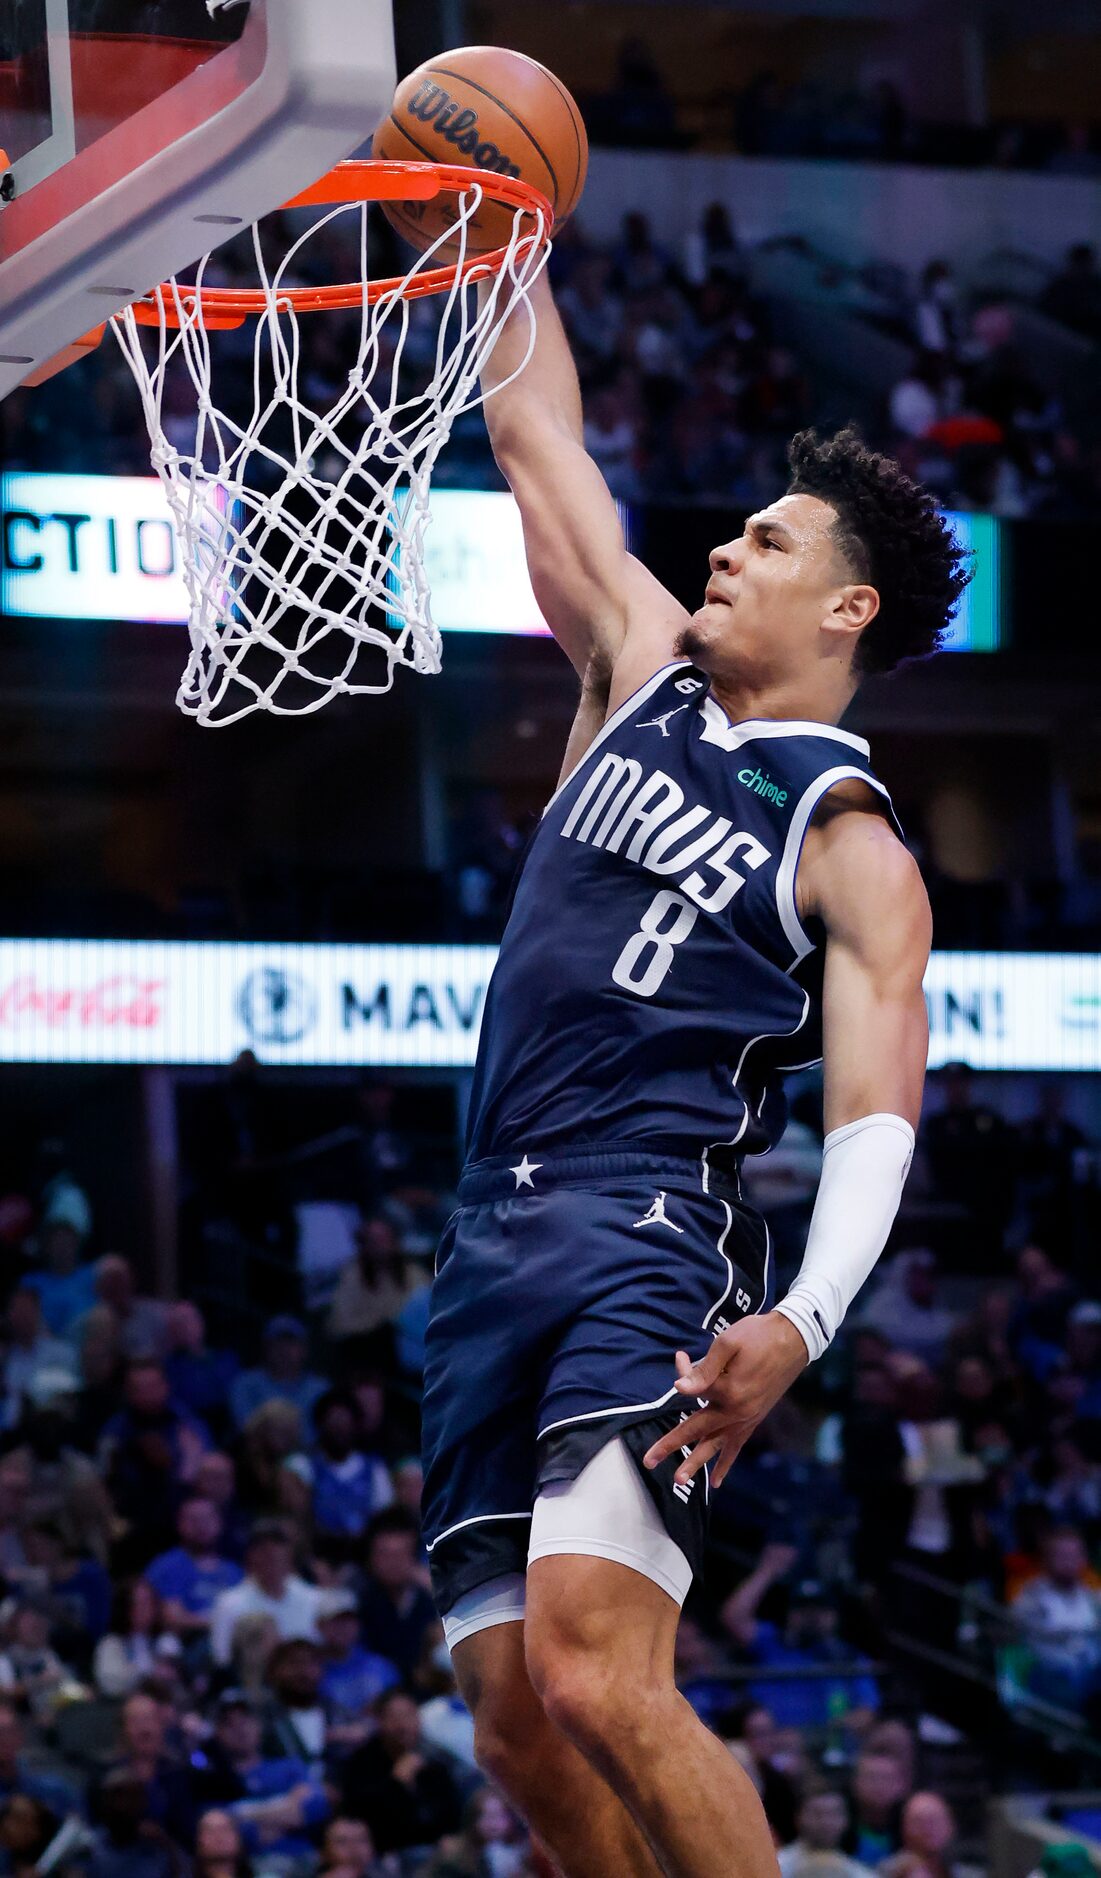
left=786, top=426, right=972, bottom=674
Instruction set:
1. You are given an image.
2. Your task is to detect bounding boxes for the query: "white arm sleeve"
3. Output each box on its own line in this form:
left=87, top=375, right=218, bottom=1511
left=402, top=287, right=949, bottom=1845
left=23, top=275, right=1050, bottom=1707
left=773, top=1112, right=915, bottom=1363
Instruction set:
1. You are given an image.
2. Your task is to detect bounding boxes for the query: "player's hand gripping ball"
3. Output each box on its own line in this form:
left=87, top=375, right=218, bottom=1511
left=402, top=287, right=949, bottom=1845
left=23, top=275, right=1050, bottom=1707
left=373, top=45, right=588, bottom=262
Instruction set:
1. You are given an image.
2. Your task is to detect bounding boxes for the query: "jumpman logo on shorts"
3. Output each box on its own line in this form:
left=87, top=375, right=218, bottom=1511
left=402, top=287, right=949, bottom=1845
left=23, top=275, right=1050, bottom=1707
left=636, top=702, right=691, bottom=737
left=632, top=1191, right=685, bottom=1234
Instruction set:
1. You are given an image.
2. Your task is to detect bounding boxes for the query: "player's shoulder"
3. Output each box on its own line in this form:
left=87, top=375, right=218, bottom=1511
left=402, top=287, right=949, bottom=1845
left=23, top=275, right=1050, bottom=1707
left=800, top=787, right=929, bottom=934
left=811, top=772, right=897, bottom=824
left=805, top=788, right=920, bottom=883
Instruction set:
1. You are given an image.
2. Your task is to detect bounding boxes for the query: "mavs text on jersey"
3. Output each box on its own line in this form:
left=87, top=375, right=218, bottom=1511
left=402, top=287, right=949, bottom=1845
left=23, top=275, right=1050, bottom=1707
left=422, top=661, right=900, bottom=1613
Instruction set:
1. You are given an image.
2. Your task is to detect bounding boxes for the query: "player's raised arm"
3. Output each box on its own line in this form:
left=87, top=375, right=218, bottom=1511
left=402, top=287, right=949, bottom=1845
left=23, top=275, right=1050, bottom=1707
left=480, top=270, right=688, bottom=691
left=810, top=804, right=931, bottom=1133
left=644, top=798, right=931, bottom=1489
left=770, top=802, right=930, bottom=1356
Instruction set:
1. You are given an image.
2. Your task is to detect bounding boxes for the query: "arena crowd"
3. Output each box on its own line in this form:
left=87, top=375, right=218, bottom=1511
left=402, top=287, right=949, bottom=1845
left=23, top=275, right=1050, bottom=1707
left=3, top=202, right=1099, bottom=529
left=0, top=1053, right=1095, bottom=1876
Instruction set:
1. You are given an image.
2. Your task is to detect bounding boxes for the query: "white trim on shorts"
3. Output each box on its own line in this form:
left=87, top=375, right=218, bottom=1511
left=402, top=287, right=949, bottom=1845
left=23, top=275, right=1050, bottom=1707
left=537, top=1387, right=678, bottom=1443
left=426, top=1510, right=532, bottom=1555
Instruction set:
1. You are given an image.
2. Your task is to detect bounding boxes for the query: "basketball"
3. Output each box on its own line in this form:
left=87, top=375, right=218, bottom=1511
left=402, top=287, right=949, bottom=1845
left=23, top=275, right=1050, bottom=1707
left=372, top=46, right=588, bottom=260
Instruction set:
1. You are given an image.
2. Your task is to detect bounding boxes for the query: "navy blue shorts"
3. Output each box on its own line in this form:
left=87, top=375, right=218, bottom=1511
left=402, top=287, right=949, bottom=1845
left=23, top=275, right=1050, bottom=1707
left=421, top=1145, right=772, bottom=1616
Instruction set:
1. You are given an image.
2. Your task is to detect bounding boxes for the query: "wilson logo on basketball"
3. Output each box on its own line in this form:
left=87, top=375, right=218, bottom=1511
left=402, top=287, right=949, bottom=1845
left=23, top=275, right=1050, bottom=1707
left=405, top=82, right=522, bottom=178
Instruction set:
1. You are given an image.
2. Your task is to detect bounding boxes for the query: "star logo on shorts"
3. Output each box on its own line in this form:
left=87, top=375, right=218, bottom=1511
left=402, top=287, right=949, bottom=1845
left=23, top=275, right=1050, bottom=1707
left=509, top=1155, right=542, bottom=1191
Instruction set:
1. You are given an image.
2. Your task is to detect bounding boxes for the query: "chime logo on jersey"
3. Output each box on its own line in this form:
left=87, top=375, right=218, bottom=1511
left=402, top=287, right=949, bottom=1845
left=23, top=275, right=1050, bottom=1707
left=560, top=752, right=771, bottom=913
left=737, top=765, right=788, bottom=808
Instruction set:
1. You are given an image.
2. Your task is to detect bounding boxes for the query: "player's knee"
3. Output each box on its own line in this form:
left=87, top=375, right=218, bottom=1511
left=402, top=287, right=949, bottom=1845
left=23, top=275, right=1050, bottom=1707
left=527, top=1626, right=641, bottom=1761
left=469, top=1684, right=547, bottom=1790
left=541, top=1663, right=651, bottom=1771
left=472, top=1714, right=522, bottom=1788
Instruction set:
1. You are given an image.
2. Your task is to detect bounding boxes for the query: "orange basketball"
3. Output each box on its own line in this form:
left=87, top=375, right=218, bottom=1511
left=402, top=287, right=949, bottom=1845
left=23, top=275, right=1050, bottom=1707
left=372, top=46, right=588, bottom=260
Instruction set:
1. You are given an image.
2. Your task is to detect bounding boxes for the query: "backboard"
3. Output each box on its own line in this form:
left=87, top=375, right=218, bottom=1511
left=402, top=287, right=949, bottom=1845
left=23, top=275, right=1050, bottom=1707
left=0, top=0, right=396, bottom=398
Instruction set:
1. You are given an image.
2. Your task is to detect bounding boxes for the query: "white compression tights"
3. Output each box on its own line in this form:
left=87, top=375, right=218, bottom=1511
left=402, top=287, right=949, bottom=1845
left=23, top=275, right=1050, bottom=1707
left=442, top=1436, right=692, bottom=1651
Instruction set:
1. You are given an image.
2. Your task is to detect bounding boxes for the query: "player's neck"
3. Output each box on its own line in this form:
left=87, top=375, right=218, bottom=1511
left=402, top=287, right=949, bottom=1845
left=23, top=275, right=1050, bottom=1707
left=708, top=663, right=859, bottom=730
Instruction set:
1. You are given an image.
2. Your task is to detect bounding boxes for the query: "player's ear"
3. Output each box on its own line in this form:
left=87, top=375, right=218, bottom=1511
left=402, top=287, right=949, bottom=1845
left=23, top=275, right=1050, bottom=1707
left=825, top=583, right=879, bottom=649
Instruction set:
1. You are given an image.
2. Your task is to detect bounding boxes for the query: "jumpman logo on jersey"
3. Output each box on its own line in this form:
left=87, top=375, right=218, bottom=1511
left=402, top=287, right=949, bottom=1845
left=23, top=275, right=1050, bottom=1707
left=636, top=702, right=691, bottom=738
left=632, top=1191, right=685, bottom=1233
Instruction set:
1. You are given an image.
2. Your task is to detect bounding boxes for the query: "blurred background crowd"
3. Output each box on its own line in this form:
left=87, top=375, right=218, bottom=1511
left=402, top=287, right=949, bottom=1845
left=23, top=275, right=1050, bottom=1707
left=0, top=1050, right=1095, bottom=1877
left=6, top=199, right=1100, bottom=527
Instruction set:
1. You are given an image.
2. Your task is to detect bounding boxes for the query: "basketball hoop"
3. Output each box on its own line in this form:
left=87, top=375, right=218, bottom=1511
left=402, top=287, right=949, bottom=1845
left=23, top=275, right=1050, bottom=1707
left=110, top=161, right=553, bottom=726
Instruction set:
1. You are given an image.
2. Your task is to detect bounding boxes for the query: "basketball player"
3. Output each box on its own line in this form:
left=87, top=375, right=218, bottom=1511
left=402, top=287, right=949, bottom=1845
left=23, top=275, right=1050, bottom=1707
left=421, top=271, right=970, bottom=1878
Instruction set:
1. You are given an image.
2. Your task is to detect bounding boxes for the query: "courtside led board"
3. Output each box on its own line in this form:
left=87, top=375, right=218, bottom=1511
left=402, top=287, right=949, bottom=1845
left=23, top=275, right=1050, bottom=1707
left=0, top=942, right=1087, bottom=1069
left=0, top=474, right=1004, bottom=651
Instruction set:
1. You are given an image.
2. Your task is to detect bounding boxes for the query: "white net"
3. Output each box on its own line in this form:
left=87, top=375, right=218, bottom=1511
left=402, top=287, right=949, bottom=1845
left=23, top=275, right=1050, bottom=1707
left=111, top=181, right=550, bottom=726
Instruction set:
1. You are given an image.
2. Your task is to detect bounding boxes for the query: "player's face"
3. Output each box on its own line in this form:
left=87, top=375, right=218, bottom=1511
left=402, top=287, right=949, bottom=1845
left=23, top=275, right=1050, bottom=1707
left=678, top=493, right=866, bottom=683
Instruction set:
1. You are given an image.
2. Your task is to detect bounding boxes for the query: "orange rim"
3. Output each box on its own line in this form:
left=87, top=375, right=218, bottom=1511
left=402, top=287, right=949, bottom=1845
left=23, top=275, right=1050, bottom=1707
left=128, top=160, right=554, bottom=331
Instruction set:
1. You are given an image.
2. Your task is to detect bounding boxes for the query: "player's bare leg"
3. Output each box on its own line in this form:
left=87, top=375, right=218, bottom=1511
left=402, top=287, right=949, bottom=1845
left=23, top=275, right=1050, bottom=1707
left=525, top=1554, right=781, bottom=1878
left=452, top=1619, right=663, bottom=1878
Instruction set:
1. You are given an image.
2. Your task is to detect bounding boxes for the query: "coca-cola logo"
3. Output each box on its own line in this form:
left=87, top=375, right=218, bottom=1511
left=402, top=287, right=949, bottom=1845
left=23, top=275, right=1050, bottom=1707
left=0, top=976, right=164, bottom=1028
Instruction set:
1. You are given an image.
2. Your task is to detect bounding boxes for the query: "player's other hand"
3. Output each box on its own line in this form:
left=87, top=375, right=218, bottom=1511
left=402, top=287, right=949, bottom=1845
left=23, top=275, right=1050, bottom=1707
left=643, top=1313, right=809, bottom=1490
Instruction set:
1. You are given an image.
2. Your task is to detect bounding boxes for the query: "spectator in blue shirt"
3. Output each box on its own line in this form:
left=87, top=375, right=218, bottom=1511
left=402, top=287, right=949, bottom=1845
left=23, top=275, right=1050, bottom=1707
left=163, top=1306, right=239, bottom=1441
left=229, top=1320, right=326, bottom=1439
left=22, top=1224, right=97, bottom=1340
left=748, top=1587, right=879, bottom=1731
left=145, top=1499, right=243, bottom=1643
left=284, top=1391, right=392, bottom=1564
left=1065, top=1302, right=1101, bottom=1420
left=394, top=1287, right=430, bottom=1383
left=316, top=1591, right=399, bottom=1740
left=192, top=1692, right=329, bottom=1860
left=723, top=1547, right=880, bottom=1731
left=0, top=1291, right=76, bottom=1431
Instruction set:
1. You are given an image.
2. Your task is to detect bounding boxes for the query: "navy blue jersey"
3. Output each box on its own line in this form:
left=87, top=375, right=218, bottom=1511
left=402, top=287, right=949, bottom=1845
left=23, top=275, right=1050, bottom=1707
left=466, top=660, right=900, bottom=1171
